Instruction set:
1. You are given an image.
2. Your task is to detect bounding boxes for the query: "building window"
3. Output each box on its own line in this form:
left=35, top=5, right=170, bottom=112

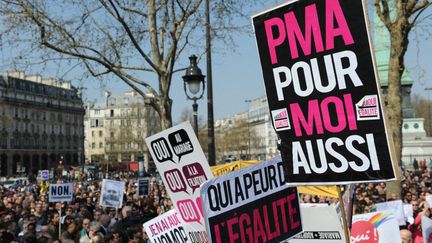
left=99, top=142, right=103, bottom=148
left=92, top=143, right=95, bottom=149
left=92, top=131, right=95, bottom=137
left=110, top=110, right=114, bottom=117
left=95, top=109, right=100, bottom=115
left=99, top=131, right=103, bottom=137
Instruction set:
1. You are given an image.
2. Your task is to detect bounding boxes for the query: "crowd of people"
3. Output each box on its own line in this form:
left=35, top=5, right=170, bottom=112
left=0, top=173, right=172, bottom=243
left=1, top=160, right=432, bottom=243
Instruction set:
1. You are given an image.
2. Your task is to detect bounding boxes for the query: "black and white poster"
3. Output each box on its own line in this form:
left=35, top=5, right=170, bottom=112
left=252, top=0, right=396, bottom=185
left=137, top=178, right=150, bottom=196
left=201, top=158, right=302, bottom=243
left=100, top=179, right=125, bottom=208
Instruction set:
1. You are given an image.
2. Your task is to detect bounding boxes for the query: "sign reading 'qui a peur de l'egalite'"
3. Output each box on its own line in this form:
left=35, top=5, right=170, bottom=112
left=252, top=0, right=396, bottom=185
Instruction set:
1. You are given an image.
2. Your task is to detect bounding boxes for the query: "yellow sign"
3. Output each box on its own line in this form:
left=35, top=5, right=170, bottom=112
left=211, top=160, right=338, bottom=198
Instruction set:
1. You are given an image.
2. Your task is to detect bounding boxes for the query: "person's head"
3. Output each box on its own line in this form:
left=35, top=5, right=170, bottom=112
left=400, top=229, right=413, bottom=243
left=65, top=206, right=73, bottom=216
left=127, top=226, right=142, bottom=241
left=82, top=218, right=91, bottom=232
left=26, top=222, right=36, bottom=234
left=49, top=211, right=60, bottom=225
left=63, top=215, right=74, bottom=226
left=94, top=209, right=103, bottom=221
left=89, top=221, right=101, bottom=238
left=404, top=192, right=412, bottom=202
left=21, top=232, right=37, bottom=243
left=35, top=203, right=43, bottom=214
left=99, top=214, right=110, bottom=227
left=122, top=206, right=132, bottom=219
left=388, top=192, right=398, bottom=201
left=40, top=225, right=51, bottom=238
left=412, top=200, right=419, bottom=213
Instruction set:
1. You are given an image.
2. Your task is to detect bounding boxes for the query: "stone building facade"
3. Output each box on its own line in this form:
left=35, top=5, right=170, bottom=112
left=0, top=72, right=85, bottom=176
left=84, top=90, right=160, bottom=173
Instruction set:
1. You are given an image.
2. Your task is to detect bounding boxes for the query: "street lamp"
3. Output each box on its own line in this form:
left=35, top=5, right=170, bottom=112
left=182, top=55, right=205, bottom=135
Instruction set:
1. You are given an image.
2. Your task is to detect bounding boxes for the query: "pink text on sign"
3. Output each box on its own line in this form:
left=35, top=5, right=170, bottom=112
left=177, top=199, right=201, bottom=224
left=164, top=169, right=188, bottom=194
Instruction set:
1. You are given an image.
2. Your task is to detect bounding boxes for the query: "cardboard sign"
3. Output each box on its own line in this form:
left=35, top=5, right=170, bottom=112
left=351, top=210, right=401, bottom=243
left=137, top=178, right=150, bottom=196
left=40, top=170, right=50, bottom=180
left=375, top=200, right=405, bottom=225
left=252, top=0, right=395, bottom=185
left=201, top=158, right=302, bottom=243
left=145, top=121, right=213, bottom=243
left=422, top=215, right=432, bottom=242
left=100, top=179, right=125, bottom=208
left=143, top=209, right=189, bottom=243
left=288, top=206, right=345, bottom=242
left=49, top=183, right=73, bottom=202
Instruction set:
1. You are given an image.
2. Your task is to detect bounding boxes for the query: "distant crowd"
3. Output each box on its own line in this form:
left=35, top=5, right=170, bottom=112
left=0, top=172, right=170, bottom=243
left=1, top=159, right=431, bottom=243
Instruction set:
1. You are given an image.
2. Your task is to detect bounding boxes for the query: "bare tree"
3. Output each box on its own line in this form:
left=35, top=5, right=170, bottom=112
left=375, top=0, right=431, bottom=197
left=0, top=0, right=257, bottom=129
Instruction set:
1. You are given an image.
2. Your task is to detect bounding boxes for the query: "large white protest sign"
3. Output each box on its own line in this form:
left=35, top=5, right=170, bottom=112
left=143, top=209, right=189, bottom=243
left=145, top=121, right=213, bottom=243
left=288, top=206, right=345, bottom=243
left=49, top=183, right=73, bottom=202
left=351, top=210, right=401, bottom=243
left=201, top=158, right=302, bottom=243
left=422, top=215, right=432, bottom=242
left=375, top=200, right=405, bottom=225
left=100, top=179, right=125, bottom=208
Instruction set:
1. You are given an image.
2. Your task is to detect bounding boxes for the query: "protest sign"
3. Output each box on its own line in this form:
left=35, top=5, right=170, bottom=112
left=422, top=215, right=432, bottom=243
left=137, top=178, right=151, bottom=196
left=49, top=183, right=73, bottom=202
left=201, top=158, right=302, bottom=243
left=100, top=179, right=125, bottom=208
left=252, top=0, right=395, bottom=185
left=403, top=204, right=414, bottom=224
left=40, top=170, right=50, bottom=180
left=288, top=206, right=345, bottom=243
left=351, top=210, right=401, bottom=243
left=425, top=195, right=432, bottom=208
left=143, top=209, right=189, bottom=243
left=145, top=121, right=213, bottom=243
left=210, top=158, right=338, bottom=198
left=375, top=200, right=405, bottom=225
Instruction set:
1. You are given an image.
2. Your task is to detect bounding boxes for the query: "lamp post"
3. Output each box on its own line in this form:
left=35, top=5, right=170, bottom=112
left=245, top=100, right=252, bottom=160
left=205, top=0, right=216, bottom=166
left=182, top=55, right=205, bottom=135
